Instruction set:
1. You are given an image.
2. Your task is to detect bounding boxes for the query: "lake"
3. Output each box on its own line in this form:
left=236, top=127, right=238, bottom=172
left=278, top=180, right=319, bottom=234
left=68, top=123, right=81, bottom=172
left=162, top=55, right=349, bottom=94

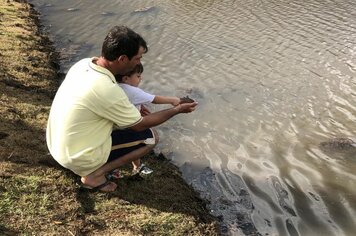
left=30, top=0, right=356, bottom=235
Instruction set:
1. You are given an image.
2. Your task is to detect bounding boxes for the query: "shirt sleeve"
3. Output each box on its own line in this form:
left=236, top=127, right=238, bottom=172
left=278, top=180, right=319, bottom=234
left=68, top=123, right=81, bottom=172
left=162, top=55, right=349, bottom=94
left=120, top=84, right=155, bottom=106
left=106, top=99, right=143, bottom=129
left=95, top=83, right=143, bottom=129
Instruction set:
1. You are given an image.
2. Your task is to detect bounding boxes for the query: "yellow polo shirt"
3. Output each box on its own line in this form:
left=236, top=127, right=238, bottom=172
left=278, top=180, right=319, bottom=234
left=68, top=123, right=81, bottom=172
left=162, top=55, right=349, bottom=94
left=46, top=58, right=142, bottom=176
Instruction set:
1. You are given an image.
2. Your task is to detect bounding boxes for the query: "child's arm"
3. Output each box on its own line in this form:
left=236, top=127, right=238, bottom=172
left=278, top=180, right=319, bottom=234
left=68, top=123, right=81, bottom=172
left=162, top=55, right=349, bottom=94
left=152, top=95, right=180, bottom=106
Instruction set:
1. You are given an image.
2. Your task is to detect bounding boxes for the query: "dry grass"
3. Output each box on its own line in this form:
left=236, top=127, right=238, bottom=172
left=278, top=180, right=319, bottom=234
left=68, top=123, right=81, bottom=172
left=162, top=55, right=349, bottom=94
left=0, top=0, right=220, bottom=235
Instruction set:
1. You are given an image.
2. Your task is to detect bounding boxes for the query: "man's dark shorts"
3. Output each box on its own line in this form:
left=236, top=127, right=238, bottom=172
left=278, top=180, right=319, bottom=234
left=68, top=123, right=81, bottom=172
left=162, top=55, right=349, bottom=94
left=108, top=128, right=155, bottom=162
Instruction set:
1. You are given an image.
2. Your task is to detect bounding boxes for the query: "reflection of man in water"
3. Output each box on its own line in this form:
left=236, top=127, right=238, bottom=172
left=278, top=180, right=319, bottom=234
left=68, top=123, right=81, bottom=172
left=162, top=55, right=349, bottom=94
left=46, top=25, right=198, bottom=192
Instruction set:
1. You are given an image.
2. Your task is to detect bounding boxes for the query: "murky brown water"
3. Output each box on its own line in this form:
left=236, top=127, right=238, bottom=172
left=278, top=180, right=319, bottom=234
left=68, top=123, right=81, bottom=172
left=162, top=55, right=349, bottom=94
left=30, top=0, right=356, bottom=235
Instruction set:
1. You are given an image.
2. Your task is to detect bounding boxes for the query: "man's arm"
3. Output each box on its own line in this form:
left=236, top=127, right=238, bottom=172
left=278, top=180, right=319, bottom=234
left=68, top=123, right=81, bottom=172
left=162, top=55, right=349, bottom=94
left=130, top=102, right=198, bottom=131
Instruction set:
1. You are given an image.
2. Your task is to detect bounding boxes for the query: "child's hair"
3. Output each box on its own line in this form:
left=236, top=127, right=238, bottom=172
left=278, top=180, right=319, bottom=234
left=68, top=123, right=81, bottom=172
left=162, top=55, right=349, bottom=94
left=115, top=63, right=143, bottom=82
left=128, top=63, right=144, bottom=76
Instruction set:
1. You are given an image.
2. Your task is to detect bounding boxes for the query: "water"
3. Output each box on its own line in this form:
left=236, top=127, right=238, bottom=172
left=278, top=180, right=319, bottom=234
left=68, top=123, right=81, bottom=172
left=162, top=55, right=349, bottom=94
left=30, top=0, right=356, bottom=235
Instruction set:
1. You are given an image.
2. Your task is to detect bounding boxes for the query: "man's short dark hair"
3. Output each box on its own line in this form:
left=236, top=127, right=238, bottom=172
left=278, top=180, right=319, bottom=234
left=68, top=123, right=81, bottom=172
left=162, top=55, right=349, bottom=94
left=102, top=25, right=148, bottom=61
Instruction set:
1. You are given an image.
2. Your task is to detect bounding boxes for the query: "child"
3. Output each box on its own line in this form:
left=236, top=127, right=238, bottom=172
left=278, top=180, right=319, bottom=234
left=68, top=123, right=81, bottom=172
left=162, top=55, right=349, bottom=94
left=115, top=63, right=181, bottom=176
left=117, top=63, right=180, bottom=112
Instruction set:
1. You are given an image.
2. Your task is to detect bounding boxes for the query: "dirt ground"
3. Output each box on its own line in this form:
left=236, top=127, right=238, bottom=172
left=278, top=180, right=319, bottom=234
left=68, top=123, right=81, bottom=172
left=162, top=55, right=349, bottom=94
left=0, top=0, right=220, bottom=235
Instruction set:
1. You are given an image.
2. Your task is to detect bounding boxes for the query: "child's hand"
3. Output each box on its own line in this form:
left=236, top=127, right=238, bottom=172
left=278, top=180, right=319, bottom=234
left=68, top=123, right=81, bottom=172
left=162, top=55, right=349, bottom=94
left=171, top=97, right=181, bottom=106
left=140, top=105, right=151, bottom=116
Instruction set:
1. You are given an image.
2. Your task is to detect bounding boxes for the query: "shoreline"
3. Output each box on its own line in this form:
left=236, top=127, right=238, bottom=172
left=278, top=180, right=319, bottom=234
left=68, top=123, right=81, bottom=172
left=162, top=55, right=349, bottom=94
left=0, top=0, right=220, bottom=235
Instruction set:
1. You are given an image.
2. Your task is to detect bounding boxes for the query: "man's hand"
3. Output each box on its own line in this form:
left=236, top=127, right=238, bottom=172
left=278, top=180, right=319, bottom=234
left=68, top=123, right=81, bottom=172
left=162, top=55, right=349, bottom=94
left=174, top=101, right=198, bottom=113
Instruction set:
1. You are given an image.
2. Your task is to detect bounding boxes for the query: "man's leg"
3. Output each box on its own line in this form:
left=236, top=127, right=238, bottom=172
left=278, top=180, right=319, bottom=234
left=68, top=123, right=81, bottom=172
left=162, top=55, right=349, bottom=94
left=81, top=128, right=158, bottom=191
left=81, top=143, right=154, bottom=190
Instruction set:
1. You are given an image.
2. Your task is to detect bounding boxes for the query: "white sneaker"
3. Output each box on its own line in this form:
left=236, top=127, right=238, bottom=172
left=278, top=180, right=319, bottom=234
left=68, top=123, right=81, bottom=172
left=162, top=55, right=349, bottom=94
left=133, top=164, right=153, bottom=175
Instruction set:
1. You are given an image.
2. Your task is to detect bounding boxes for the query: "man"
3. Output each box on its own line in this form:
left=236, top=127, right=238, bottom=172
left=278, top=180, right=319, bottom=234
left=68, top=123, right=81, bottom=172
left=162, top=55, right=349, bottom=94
left=46, top=26, right=197, bottom=192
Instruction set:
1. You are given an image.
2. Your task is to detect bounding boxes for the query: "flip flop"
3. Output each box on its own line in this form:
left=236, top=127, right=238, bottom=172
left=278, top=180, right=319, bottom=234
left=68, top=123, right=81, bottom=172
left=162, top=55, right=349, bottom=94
left=80, top=178, right=117, bottom=192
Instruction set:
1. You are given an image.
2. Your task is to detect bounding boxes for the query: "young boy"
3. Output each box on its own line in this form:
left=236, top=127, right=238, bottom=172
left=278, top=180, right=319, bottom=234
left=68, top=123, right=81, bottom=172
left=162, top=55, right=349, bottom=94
left=118, top=63, right=180, bottom=111
left=115, top=63, right=181, bottom=176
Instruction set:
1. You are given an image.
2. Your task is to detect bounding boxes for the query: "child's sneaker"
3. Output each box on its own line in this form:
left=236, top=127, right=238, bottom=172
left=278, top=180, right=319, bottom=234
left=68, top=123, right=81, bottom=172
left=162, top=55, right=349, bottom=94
left=133, top=163, right=153, bottom=175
